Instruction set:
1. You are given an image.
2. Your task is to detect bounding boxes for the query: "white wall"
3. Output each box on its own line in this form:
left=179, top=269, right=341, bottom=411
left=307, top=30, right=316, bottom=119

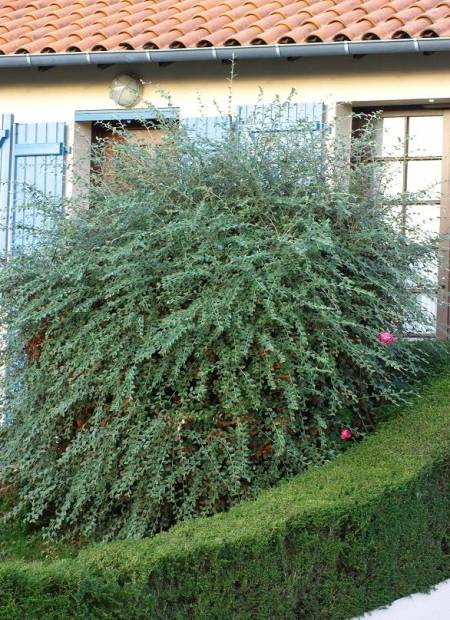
left=0, top=53, right=450, bottom=125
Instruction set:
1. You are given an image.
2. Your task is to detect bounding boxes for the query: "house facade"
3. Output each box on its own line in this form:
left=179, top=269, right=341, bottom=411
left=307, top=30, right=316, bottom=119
left=0, top=0, right=450, bottom=335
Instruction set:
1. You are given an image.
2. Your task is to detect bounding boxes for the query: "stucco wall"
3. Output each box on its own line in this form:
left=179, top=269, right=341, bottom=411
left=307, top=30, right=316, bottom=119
left=0, top=52, right=450, bottom=125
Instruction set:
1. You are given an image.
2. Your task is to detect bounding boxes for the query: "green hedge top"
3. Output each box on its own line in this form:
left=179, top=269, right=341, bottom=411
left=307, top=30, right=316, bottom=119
left=5, top=370, right=449, bottom=573
left=1, top=369, right=449, bottom=619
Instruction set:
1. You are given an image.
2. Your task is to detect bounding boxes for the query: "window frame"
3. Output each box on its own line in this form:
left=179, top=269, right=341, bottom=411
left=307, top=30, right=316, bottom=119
left=353, top=107, right=450, bottom=339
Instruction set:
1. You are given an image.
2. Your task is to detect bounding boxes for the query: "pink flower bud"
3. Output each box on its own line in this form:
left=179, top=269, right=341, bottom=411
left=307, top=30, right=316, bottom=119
left=377, top=331, right=397, bottom=346
left=340, top=428, right=352, bottom=441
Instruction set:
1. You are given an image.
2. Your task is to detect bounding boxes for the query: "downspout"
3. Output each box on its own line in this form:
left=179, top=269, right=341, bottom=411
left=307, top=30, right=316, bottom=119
left=0, top=38, right=449, bottom=69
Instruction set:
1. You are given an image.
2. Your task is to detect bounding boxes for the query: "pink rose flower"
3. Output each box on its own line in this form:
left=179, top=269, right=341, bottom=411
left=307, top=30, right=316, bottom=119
left=340, top=428, right=352, bottom=441
left=377, top=331, right=397, bottom=346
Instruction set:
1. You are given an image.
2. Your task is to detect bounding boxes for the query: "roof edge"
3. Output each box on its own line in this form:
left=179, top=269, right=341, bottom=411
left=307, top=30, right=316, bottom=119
left=0, top=38, right=449, bottom=68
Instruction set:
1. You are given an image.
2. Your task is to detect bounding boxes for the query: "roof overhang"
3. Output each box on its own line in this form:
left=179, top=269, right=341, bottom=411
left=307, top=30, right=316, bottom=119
left=0, top=38, right=449, bottom=69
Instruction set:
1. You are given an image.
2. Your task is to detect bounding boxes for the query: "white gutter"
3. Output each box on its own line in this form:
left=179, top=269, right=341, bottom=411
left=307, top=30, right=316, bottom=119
left=0, top=38, right=449, bottom=68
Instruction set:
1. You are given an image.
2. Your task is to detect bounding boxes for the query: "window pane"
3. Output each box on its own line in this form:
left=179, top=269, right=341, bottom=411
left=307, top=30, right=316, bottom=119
left=406, top=294, right=437, bottom=335
left=406, top=160, right=441, bottom=200
left=376, top=117, right=405, bottom=157
left=408, top=116, right=443, bottom=156
left=405, top=205, right=439, bottom=286
left=384, top=161, right=404, bottom=196
left=405, top=204, right=440, bottom=236
left=385, top=204, right=403, bottom=230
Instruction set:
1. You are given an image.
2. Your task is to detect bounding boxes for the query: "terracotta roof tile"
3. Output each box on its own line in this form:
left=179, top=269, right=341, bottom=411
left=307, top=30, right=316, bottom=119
left=0, top=0, right=449, bottom=55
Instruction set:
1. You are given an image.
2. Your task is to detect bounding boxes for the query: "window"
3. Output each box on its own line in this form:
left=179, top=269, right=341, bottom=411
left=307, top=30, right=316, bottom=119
left=73, top=108, right=179, bottom=194
left=375, top=112, right=443, bottom=335
left=355, top=108, right=450, bottom=338
left=90, top=120, right=166, bottom=182
left=375, top=113, right=442, bottom=229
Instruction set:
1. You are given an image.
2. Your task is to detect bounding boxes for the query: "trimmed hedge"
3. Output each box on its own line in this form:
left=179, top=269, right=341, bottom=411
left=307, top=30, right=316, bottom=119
left=0, top=372, right=449, bottom=620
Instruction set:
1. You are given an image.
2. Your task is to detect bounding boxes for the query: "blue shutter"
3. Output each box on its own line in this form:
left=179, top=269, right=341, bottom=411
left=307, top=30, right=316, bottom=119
left=0, top=116, right=67, bottom=256
left=182, top=105, right=324, bottom=140
left=237, top=102, right=325, bottom=132
left=0, top=118, right=67, bottom=424
left=0, top=114, right=13, bottom=259
left=182, top=115, right=232, bottom=142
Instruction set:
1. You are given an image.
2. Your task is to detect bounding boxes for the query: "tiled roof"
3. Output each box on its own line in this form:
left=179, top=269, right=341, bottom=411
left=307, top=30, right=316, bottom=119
left=0, top=0, right=449, bottom=56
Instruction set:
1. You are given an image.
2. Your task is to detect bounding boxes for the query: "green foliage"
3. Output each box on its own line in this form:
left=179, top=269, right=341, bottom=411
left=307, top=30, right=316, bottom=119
left=0, top=368, right=449, bottom=619
left=0, top=507, right=75, bottom=564
left=0, top=101, right=440, bottom=540
left=0, top=485, right=78, bottom=563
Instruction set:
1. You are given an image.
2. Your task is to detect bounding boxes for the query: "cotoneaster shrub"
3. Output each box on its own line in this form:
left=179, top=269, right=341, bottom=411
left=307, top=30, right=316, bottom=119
left=0, top=100, right=439, bottom=540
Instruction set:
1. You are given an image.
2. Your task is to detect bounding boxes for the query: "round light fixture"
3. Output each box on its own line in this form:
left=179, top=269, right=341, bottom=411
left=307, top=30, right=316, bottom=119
left=109, top=74, right=143, bottom=108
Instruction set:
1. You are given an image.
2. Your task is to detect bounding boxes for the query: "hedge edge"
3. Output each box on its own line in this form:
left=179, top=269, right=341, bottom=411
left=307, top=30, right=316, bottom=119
left=0, top=371, right=449, bottom=620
